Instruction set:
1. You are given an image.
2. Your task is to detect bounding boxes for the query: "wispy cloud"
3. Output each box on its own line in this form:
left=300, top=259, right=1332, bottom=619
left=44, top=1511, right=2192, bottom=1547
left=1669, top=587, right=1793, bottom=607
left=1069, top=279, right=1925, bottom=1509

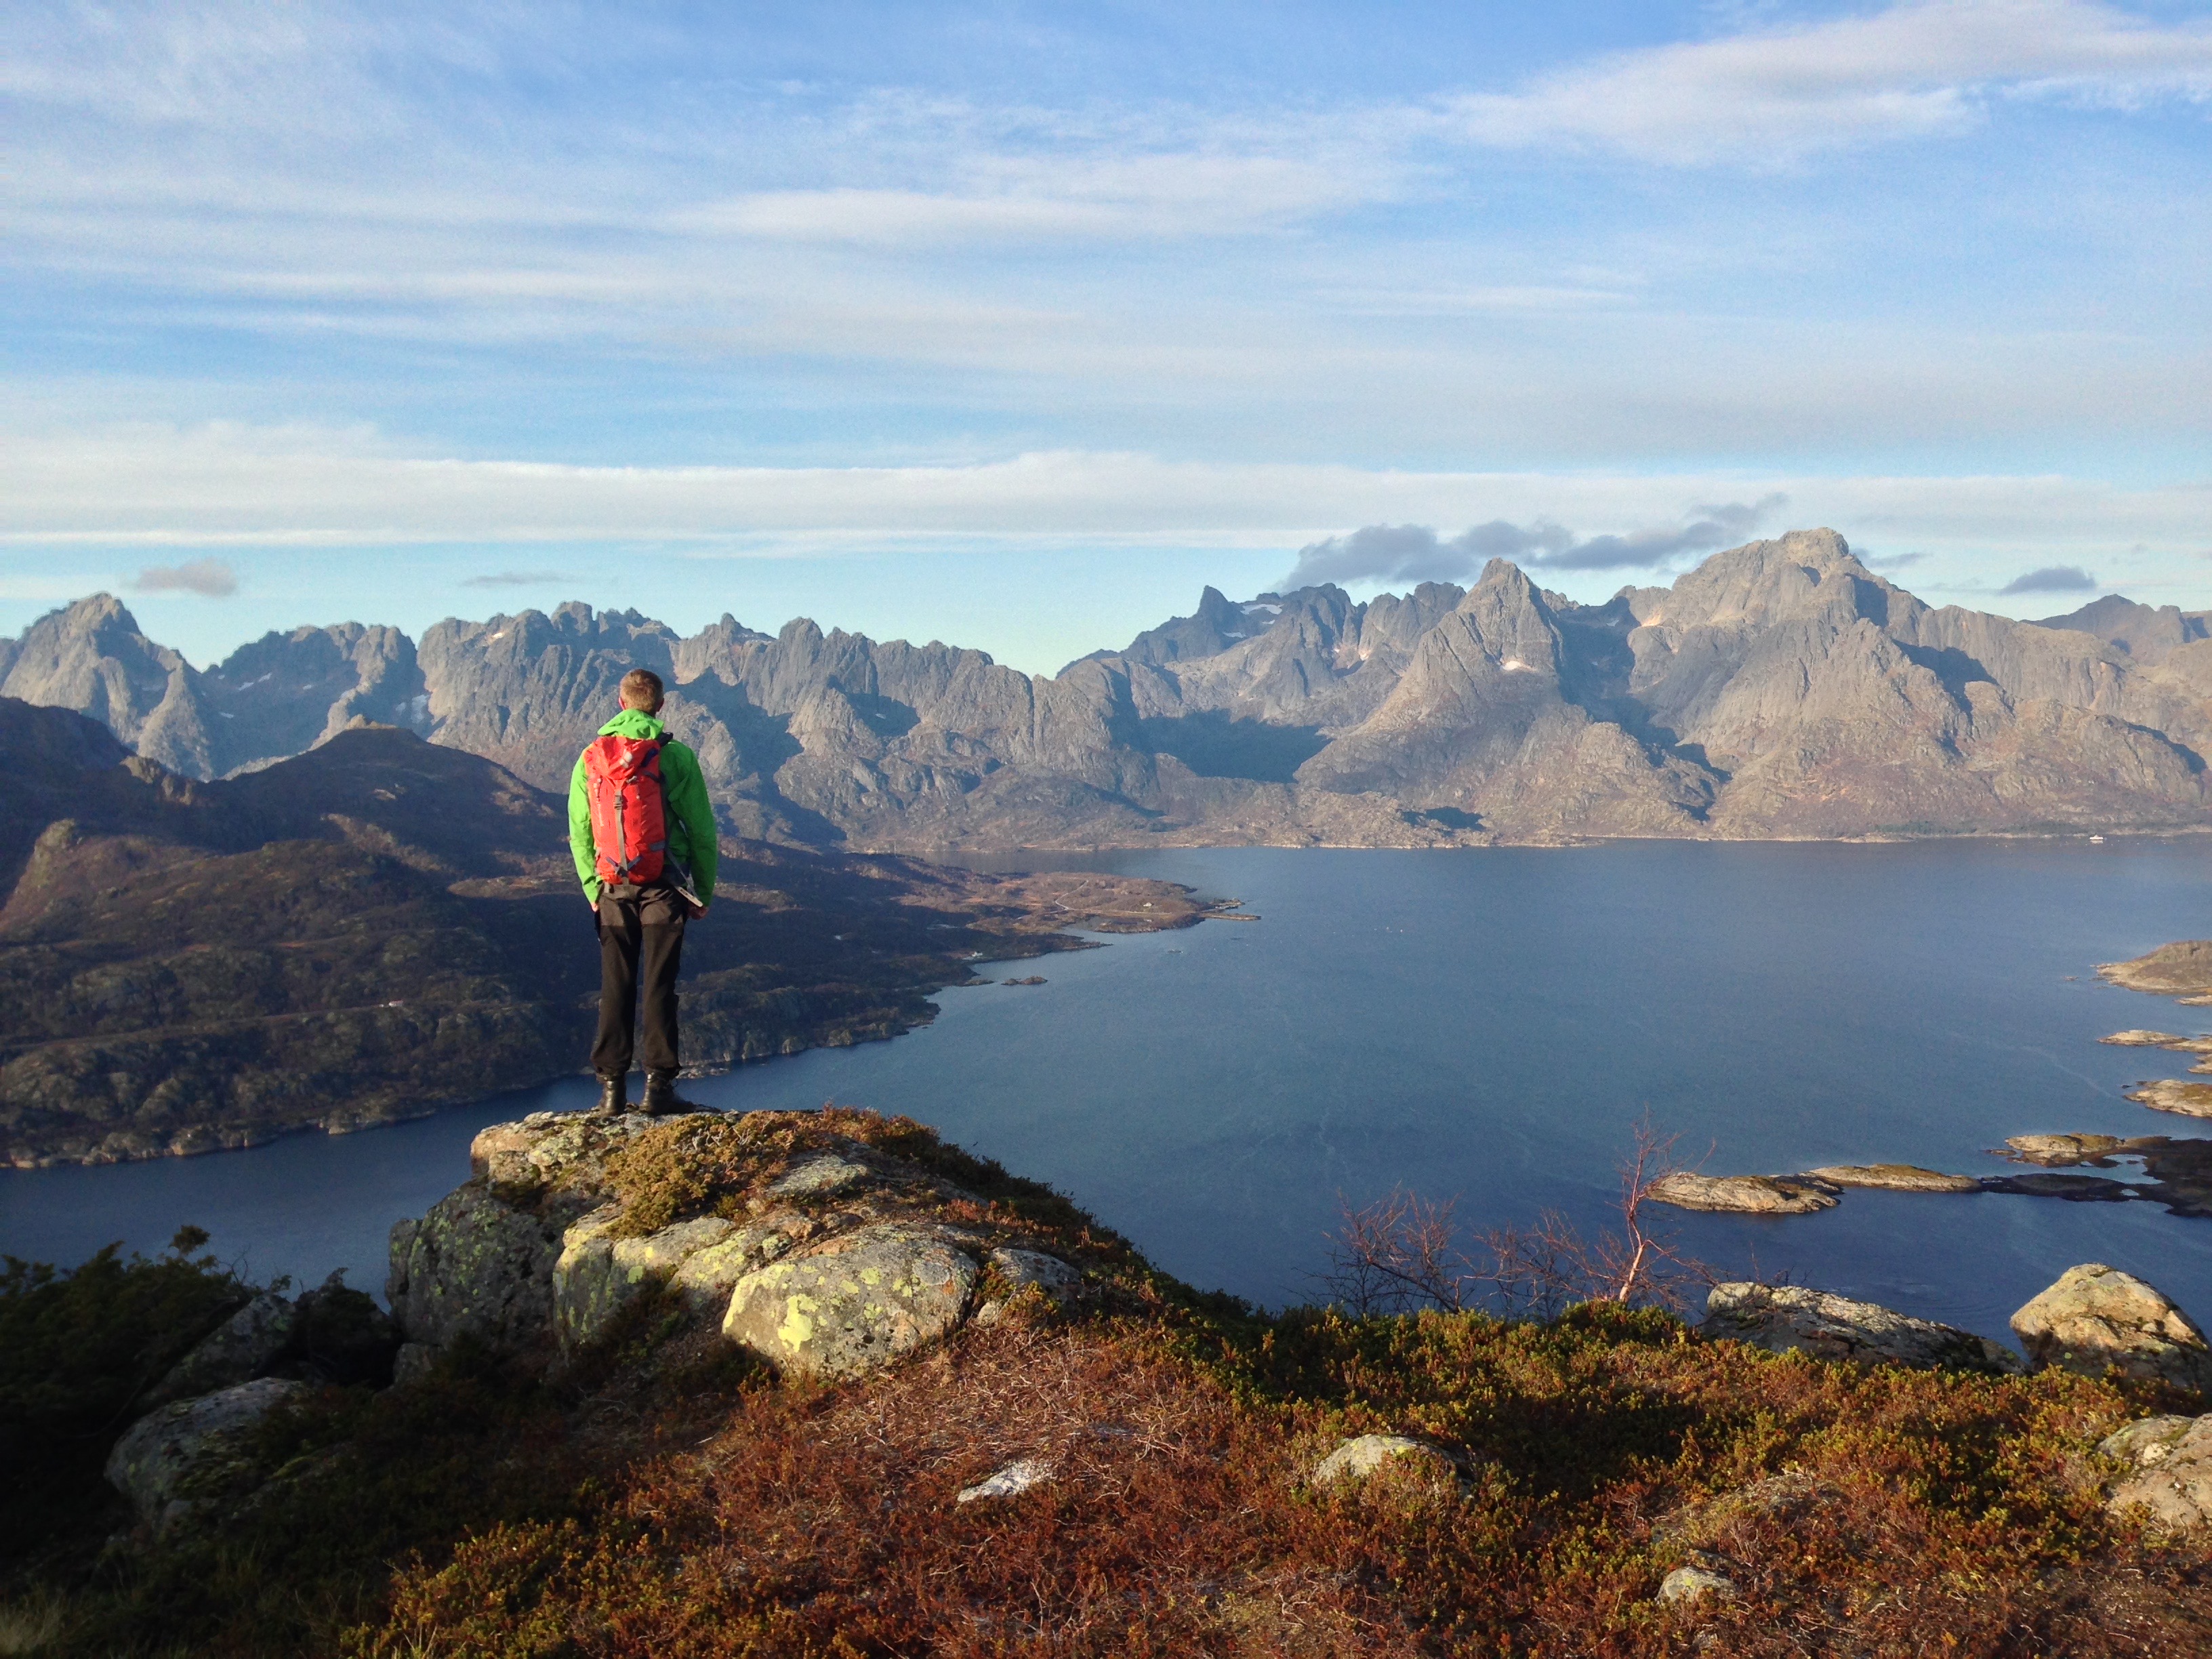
left=130, top=556, right=237, bottom=596
left=1999, top=563, right=2099, bottom=594
left=462, top=569, right=570, bottom=588
left=5, top=430, right=2207, bottom=562
left=1443, top=0, right=2212, bottom=165
left=1279, top=497, right=1788, bottom=588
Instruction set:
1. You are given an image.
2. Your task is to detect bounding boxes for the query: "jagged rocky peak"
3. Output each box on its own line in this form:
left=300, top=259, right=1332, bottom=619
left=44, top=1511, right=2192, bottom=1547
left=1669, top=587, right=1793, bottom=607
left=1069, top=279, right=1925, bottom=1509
left=2033, top=593, right=2212, bottom=667
left=0, top=593, right=216, bottom=779
left=1631, top=528, right=1876, bottom=635
left=201, top=621, right=430, bottom=772
left=1094, top=583, right=1282, bottom=668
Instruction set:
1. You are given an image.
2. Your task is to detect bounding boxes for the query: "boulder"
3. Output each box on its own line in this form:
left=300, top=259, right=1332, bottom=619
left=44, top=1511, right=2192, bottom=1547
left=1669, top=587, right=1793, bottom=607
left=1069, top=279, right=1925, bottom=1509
left=1802, top=1164, right=1982, bottom=1193
left=1310, top=1434, right=1459, bottom=1489
left=1647, top=1173, right=1839, bottom=1214
left=553, top=1210, right=735, bottom=1352
left=974, top=1246, right=1085, bottom=1326
left=144, top=1292, right=295, bottom=1406
left=1657, top=1564, right=1738, bottom=1605
left=2123, top=1080, right=2212, bottom=1118
left=104, top=1377, right=306, bottom=1533
left=2104, top=1414, right=2212, bottom=1528
left=1702, top=1284, right=2024, bottom=1374
left=469, top=1109, right=663, bottom=1195
left=722, top=1223, right=978, bottom=1379
left=2009, top=1264, right=2212, bottom=1391
left=387, top=1183, right=567, bottom=1355
left=670, top=1221, right=802, bottom=1317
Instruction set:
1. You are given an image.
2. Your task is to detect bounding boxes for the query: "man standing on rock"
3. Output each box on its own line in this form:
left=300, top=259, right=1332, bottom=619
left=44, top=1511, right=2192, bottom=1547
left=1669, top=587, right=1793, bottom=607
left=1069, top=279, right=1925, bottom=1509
left=570, top=668, right=718, bottom=1115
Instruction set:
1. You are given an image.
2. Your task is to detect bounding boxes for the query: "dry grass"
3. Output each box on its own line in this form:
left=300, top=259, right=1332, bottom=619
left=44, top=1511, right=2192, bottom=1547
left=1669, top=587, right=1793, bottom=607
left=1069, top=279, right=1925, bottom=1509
left=358, top=1293, right=2212, bottom=1658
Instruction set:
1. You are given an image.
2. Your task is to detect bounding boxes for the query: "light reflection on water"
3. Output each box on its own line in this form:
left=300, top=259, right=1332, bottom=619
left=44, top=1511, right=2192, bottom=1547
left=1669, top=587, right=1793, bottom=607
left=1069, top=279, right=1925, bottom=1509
left=5, top=840, right=2211, bottom=1347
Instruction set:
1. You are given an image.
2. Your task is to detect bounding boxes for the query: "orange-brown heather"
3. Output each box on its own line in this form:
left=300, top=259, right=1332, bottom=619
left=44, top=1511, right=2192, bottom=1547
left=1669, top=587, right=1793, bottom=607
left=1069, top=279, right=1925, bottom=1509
left=15, top=1110, right=2212, bottom=1657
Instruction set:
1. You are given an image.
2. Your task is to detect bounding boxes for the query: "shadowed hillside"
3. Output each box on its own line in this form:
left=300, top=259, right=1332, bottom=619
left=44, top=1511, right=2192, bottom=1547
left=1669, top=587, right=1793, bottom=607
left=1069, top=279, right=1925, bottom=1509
left=0, top=704, right=1220, bottom=1167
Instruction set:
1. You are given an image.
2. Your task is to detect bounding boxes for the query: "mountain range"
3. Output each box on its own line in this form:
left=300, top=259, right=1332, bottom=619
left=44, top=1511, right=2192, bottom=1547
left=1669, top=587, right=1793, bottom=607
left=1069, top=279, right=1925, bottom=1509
left=9, top=528, right=2211, bottom=848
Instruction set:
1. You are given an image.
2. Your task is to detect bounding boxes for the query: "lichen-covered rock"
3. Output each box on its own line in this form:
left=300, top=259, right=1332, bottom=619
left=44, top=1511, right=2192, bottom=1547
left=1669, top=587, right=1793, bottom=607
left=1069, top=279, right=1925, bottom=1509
left=1647, top=1173, right=1839, bottom=1214
left=2100, top=1415, right=2199, bottom=1468
left=722, top=1223, right=977, bottom=1379
left=974, top=1247, right=1084, bottom=1326
left=1658, top=1564, right=1738, bottom=1604
left=104, top=1377, right=305, bottom=1532
left=145, top=1292, right=295, bottom=1406
left=1310, top=1434, right=1459, bottom=1489
left=469, top=1109, right=663, bottom=1196
left=2105, top=1414, right=2212, bottom=1527
left=1702, top=1284, right=2025, bottom=1374
left=554, top=1210, right=735, bottom=1351
left=1802, top=1164, right=1982, bottom=1193
left=387, top=1183, right=567, bottom=1355
left=670, top=1222, right=800, bottom=1316
left=2009, top=1263, right=2212, bottom=1391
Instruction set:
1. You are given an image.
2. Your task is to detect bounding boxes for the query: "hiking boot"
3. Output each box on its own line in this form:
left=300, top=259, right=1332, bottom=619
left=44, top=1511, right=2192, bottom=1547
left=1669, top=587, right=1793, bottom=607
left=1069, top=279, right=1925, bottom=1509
left=640, top=1071, right=697, bottom=1115
left=592, top=1075, right=627, bottom=1117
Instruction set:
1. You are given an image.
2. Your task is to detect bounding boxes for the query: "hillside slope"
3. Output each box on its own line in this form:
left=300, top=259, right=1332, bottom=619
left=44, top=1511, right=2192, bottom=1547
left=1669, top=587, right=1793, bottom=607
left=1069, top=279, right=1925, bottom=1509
left=0, top=704, right=1216, bottom=1166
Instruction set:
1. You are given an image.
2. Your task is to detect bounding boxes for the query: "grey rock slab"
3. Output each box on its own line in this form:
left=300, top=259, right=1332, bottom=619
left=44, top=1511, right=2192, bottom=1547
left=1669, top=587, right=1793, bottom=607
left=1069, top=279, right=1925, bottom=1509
left=146, top=1292, right=296, bottom=1406
left=1310, top=1434, right=1460, bottom=1489
left=1648, top=1173, right=1839, bottom=1214
left=766, top=1153, right=874, bottom=1200
left=2005, top=1134, right=2129, bottom=1166
left=956, top=1457, right=1054, bottom=1504
left=387, top=1182, right=566, bottom=1355
left=1801, top=1164, right=1982, bottom=1193
left=722, top=1223, right=978, bottom=1380
left=104, top=1377, right=306, bottom=1532
left=554, top=1210, right=735, bottom=1353
left=2107, top=1415, right=2212, bottom=1528
left=1703, top=1283, right=2026, bottom=1374
left=2011, top=1263, right=2212, bottom=1391
left=2125, top=1080, right=2212, bottom=1118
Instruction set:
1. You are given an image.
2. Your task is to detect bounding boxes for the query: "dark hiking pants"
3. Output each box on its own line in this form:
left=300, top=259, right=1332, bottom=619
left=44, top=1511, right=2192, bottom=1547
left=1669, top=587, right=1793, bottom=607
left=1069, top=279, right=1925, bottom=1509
left=591, top=883, right=687, bottom=1080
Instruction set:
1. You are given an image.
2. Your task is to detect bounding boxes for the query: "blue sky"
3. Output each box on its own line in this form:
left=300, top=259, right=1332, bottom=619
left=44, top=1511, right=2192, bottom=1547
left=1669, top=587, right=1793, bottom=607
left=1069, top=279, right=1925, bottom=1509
left=3, top=0, right=2209, bottom=673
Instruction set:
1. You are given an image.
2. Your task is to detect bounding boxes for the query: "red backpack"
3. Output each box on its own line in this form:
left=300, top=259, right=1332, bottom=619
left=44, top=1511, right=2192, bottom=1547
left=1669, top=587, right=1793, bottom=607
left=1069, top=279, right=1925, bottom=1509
left=582, top=733, right=669, bottom=887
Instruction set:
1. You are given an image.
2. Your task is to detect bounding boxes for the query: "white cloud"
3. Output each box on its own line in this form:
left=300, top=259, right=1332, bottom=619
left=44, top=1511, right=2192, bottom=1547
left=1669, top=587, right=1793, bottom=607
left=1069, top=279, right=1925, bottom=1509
left=1443, top=0, right=2212, bottom=165
left=1, top=426, right=2205, bottom=564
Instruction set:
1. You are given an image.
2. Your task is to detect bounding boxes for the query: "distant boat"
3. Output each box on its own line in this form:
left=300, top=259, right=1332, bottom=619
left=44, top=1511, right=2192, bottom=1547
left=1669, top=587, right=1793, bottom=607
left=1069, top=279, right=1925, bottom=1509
left=2089, top=834, right=2106, bottom=843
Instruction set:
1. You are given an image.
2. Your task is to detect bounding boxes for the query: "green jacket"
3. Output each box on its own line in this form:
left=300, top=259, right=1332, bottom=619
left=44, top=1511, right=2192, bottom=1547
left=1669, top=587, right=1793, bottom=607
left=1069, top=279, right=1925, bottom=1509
left=569, top=710, right=718, bottom=907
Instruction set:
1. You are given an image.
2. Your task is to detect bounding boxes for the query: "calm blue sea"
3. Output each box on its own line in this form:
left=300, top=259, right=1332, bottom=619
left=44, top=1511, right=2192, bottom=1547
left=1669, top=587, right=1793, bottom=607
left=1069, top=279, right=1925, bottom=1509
left=7, top=840, right=2212, bottom=1349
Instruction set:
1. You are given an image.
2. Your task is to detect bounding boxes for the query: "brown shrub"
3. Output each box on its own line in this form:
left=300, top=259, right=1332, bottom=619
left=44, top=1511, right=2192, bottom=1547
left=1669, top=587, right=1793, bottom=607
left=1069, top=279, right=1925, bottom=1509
left=358, top=1298, right=2212, bottom=1659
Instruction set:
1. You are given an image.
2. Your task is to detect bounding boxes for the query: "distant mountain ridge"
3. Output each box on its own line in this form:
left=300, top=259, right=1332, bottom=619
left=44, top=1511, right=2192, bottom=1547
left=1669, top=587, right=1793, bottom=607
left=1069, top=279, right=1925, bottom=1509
left=9, top=529, right=2212, bottom=847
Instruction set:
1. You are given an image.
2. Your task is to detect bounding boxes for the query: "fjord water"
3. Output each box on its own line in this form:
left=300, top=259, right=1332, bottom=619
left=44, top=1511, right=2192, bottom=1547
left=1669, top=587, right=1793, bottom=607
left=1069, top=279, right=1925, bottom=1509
left=8, top=840, right=2212, bottom=1348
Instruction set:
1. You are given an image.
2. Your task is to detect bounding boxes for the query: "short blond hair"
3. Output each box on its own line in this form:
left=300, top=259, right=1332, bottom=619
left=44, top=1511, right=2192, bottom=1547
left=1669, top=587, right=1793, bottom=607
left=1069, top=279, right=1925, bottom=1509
left=619, top=668, right=664, bottom=712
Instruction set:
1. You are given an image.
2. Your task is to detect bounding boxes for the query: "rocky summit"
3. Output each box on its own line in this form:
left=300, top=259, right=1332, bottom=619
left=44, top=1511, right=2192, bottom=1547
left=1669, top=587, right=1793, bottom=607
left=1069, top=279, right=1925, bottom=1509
left=31, top=1107, right=2212, bottom=1657
left=10, top=528, right=2212, bottom=849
